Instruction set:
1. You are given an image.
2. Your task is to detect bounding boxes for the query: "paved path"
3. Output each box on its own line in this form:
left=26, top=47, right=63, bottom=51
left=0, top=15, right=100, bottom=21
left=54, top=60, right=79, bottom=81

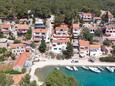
left=30, top=59, right=115, bottom=86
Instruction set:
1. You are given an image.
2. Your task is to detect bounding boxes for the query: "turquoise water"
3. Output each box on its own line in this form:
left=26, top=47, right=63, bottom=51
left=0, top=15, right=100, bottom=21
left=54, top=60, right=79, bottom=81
left=60, top=67, right=115, bottom=86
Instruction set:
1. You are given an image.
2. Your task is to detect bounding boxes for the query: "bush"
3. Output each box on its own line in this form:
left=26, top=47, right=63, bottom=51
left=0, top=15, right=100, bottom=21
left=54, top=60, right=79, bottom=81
left=99, top=56, right=115, bottom=62
left=0, top=70, right=21, bottom=74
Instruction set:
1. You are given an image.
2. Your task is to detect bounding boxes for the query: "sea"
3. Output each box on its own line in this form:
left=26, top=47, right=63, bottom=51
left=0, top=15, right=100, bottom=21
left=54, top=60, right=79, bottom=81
left=36, top=66, right=115, bottom=86
left=60, top=67, right=115, bottom=86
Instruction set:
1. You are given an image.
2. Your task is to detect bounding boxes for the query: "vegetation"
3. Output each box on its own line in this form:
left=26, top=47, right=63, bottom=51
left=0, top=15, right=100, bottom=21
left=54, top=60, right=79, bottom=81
left=39, top=38, right=46, bottom=53
left=94, top=30, right=103, bottom=37
left=0, top=70, right=21, bottom=74
left=82, top=28, right=93, bottom=42
left=62, top=42, right=73, bottom=59
left=14, top=39, right=21, bottom=44
left=0, top=74, right=13, bottom=86
left=103, top=39, right=111, bottom=46
left=30, top=41, right=36, bottom=48
left=20, top=74, right=37, bottom=86
left=100, top=55, right=115, bottom=62
left=112, top=45, right=115, bottom=55
left=46, top=70, right=77, bottom=86
left=0, top=48, right=15, bottom=61
left=0, top=0, right=115, bottom=19
left=25, top=28, right=32, bottom=40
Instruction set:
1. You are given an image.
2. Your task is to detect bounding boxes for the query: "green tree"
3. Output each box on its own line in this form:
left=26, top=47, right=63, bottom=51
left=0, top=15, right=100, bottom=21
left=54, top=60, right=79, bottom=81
left=20, top=74, right=37, bottom=86
left=30, top=42, right=36, bottom=48
left=14, top=39, right=21, bottom=44
left=0, top=74, right=13, bottom=86
left=46, top=70, right=77, bottom=86
left=39, top=38, right=46, bottom=53
left=25, top=28, right=32, bottom=40
left=102, top=11, right=109, bottom=23
left=103, top=39, right=111, bottom=46
left=82, top=28, right=93, bottom=41
left=94, top=30, right=103, bottom=37
left=62, top=42, right=73, bottom=59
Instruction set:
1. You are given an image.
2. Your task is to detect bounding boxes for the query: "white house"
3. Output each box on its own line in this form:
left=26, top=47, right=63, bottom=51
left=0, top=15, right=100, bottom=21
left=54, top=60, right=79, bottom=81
left=51, top=38, right=69, bottom=53
left=9, top=43, right=26, bottom=56
left=90, top=44, right=102, bottom=57
left=79, top=40, right=90, bottom=57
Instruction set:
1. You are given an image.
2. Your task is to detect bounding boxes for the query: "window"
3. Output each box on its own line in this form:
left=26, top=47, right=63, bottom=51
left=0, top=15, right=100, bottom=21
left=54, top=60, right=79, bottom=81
left=59, top=48, right=61, bottom=50
left=57, top=43, right=60, bottom=45
left=60, top=29, right=63, bottom=31
left=54, top=48, right=57, bottom=50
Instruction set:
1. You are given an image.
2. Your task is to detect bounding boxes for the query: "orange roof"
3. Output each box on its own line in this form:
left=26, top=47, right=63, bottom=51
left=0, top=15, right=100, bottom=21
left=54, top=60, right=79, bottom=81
left=107, top=37, right=115, bottom=41
left=72, top=23, right=80, bottom=29
left=53, top=34, right=70, bottom=38
left=79, top=40, right=89, bottom=46
left=90, top=44, right=101, bottom=48
left=55, top=24, right=69, bottom=31
left=11, top=74, right=25, bottom=85
left=52, top=38, right=69, bottom=43
left=0, top=24, right=11, bottom=29
left=33, top=29, right=47, bottom=33
left=14, top=52, right=30, bottom=67
left=15, top=24, right=29, bottom=30
left=9, top=44, right=25, bottom=48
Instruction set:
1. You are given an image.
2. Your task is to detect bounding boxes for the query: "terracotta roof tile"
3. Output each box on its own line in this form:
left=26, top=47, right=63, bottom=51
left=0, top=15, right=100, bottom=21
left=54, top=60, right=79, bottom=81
left=90, top=44, right=101, bottom=48
left=15, top=24, right=29, bottom=30
left=33, top=29, right=47, bottom=33
left=52, top=38, right=69, bottom=43
left=14, top=52, right=30, bottom=67
left=72, top=23, right=80, bottom=29
left=9, top=44, right=25, bottom=48
left=79, top=40, right=89, bottom=46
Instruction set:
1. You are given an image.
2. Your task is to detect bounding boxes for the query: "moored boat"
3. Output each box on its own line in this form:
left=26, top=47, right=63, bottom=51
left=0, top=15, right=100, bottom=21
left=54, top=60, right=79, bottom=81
left=106, top=67, right=114, bottom=72
left=89, top=67, right=101, bottom=73
left=82, top=66, right=89, bottom=70
left=65, top=66, right=73, bottom=71
left=98, top=67, right=104, bottom=71
left=73, top=66, right=78, bottom=71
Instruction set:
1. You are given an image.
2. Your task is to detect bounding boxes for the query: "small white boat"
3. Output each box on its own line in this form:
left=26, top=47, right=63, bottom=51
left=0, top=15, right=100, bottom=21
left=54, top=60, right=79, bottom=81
left=73, top=66, right=78, bottom=71
left=106, top=67, right=114, bottom=72
left=66, top=66, right=73, bottom=71
left=89, top=67, right=101, bottom=73
left=56, top=67, right=60, bottom=70
left=82, top=66, right=89, bottom=70
left=98, top=67, right=104, bottom=71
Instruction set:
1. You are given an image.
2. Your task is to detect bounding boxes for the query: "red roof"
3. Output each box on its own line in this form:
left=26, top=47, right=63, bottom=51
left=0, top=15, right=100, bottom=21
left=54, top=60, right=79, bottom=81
left=14, top=52, right=30, bottom=68
left=72, top=23, right=80, bottom=29
left=52, top=38, right=69, bottom=43
left=0, top=24, right=11, bottom=29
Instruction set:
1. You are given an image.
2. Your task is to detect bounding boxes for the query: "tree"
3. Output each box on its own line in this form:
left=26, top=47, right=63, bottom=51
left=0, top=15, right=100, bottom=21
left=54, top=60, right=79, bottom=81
left=62, top=42, right=73, bottom=59
left=39, top=38, right=46, bottom=53
left=103, top=39, right=111, bottom=46
left=94, top=30, right=103, bottom=37
left=82, top=28, right=93, bottom=41
left=102, top=11, right=109, bottom=23
left=20, top=74, right=37, bottom=86
left=46, top=70, right=77, bottom=86
left=112, top=45, right=115, bottom=55
left=14, top=39, right=21, bottom=44
left=25, top=28, right=32, bottom=40
left=30, top=42, right=36, bottom=48
left=0, top=74, right=13, bottom=86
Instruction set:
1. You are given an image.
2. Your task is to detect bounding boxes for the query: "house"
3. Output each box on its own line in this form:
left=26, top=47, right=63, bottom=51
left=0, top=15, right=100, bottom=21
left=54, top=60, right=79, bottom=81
left=106, top=37, right=115, bottom=45
left=13, top=52, right=30, bottom=72
left=0, top=23, right=11, bottom=37
left=51, top=38, right=69, bottom=53
left=90, top=44, right=102, bottom=57
left=53, top=24, right=70, bottom=38
left=50, top=24, right=70, bottom=53
left=33, top=28, right=47, bottom=42
left=105, top=24, right=115, bottom=37
left=83, top=23, right=98, bottom=34
left=93, top=17, right=102, bottom=24
left=15, top=24, right=29, bottom=36
left=79, top=12, right=93, bottom=22
left=72, top=23, right=81, bottom=37
left=9, top=43, right=26, bottom=56
left=34, top=19, right=45, bottom=28
left=79, top=40, right=90, bottom=57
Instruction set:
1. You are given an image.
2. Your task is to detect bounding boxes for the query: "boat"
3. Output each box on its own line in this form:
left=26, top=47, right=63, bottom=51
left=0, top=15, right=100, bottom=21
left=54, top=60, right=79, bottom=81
left=98, top=67, right=104, bottom=71
left=89, top=67, right=101, bottom=73
left=56, top=67, right=60, bottom=70
left=82, top=66, right=89, bottom=70
left=65, top=66, right=73, bottom=71
left=106, top=67, right=114, bottom=72
left=73, top=66, right=78, bottom=71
